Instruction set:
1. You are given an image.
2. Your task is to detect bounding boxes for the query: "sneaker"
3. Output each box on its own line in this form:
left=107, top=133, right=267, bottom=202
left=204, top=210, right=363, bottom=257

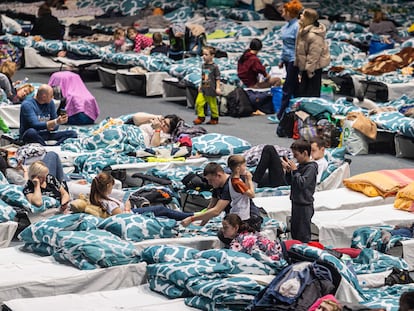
left=206, top=118, right=218, bottom=125
left=193, top=117, right=205, bottom=125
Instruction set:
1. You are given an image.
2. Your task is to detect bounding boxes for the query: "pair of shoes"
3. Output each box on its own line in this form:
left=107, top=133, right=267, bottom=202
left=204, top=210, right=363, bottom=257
left=193, top=117, right=205, bottom=125
left=206, top=118, right=218, bottom=125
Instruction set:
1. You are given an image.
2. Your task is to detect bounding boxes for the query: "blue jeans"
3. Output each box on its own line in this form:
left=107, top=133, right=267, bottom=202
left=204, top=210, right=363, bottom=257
left=42, top=151, right=66, bottom=182
left=132, top=205, right=193, bottom=221
left=22, top=128, right=77, bottom=146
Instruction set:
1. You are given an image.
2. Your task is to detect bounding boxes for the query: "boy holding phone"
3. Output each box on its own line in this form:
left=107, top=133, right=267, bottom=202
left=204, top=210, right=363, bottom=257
left=283, top=139, right=318, bottom=243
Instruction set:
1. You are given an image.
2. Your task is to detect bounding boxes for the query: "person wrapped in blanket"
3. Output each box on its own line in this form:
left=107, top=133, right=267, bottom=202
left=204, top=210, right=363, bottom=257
left=222, top=213, right=284, bottom=261
left=125, top=112, right=181, bottom=147
left=89, top=172, right=195, bottom=221
left=23, top=160, right=70, bottom=214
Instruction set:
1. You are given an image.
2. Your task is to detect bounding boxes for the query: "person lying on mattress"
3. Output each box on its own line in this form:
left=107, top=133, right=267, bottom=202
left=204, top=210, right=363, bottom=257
left=23, top=160, right=70, bottom=214
left=89, top=172, right=196, bottom=221
left=125, top=112, right=181, bottom=147
left=252, top=136, right=328, bottom=187
left=19, top=84, right=77, bottom=146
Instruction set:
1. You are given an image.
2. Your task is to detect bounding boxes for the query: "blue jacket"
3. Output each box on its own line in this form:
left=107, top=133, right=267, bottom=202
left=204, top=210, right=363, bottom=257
left=280, top=18, right=299, bottom=63
left=19, top=97, right=58, bottom=137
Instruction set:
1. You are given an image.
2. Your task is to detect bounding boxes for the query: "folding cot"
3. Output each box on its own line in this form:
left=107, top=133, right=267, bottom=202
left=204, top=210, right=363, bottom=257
left=0, top=233, right=219, bottom=304
left=97, top=66, right=171, bottom=97
left=0, top=222, right=18, bottom=248
left=253, top=187, right=394, bottom=222
left=3, top=284, right=194, bottom=311
left=0, top=246, right=147, bottom=304
left=312, top=204, right=414, bottom=248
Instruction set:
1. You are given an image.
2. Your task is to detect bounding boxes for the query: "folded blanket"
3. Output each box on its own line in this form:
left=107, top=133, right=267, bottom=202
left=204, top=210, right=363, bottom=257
left=395, top=181, right=414, bottom=211
left=343, top=169, right=414, bottom=197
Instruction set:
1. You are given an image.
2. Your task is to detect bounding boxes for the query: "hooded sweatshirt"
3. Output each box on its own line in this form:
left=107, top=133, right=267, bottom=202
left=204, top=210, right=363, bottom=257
left=294, top=22, right=330, bottom=75
left=237, top=51, right=267, bottom=87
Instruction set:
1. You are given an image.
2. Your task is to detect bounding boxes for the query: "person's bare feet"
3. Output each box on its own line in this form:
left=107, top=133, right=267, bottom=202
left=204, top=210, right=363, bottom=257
left=252, top=110, right=266, bottom=116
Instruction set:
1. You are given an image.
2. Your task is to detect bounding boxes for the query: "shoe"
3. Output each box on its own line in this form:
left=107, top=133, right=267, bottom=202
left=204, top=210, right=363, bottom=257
left=206, top=118, right=218, bottom=125
left=193, top=117, right=205, bottom=125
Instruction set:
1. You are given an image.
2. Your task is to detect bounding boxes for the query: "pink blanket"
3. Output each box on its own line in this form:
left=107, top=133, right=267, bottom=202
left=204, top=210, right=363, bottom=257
left=48, top=71, right=100, bottom=121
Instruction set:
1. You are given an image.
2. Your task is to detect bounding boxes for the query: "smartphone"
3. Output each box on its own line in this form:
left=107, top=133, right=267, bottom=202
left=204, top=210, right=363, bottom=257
left=282, top=156, right=288, bottom=162
left=59, top=108, right=67, bottom=117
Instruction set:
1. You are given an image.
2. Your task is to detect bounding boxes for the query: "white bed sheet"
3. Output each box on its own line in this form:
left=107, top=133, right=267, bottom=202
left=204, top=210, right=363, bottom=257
left=0, top=246, right=147, bottom=303
left=23, top=47, right=61, bottom=69
left=115, top=69, right=171, bottom=97
left=0, top=221, right=18, bottom=248
left=3, top=284, right=195, bottom=311
left=254, top=187, right=394, bottom=222
left=133, top=236, right=220, bottom=252
left=313, top=204, right=414, bottom=248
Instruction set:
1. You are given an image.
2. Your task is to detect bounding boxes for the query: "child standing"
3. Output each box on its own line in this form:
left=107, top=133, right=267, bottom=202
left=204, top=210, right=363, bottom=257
left=193, top=46, right=221, bottom=125
left=227, top=155, right=256, bottom=221
left=282, top=139, right=318, bottom=243
left=127, top=27, right=153, bottom=53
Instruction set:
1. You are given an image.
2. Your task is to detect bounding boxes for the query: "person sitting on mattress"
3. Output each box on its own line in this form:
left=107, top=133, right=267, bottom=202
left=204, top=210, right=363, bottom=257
left=90, top=172, right=196, bottom=221
left=125, top=112, right=181, bottom=147
left=19, top=84, right=77, bottom=146
left=222, top=213, right=284, bottom=260
left=23, top=160, right=70, bottom=214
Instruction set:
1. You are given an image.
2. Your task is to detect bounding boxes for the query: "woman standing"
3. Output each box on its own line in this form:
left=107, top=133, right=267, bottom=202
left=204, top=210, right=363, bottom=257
left=277, top=0, right=303, bottom=120
left=295, top=8, right=330, bottom=97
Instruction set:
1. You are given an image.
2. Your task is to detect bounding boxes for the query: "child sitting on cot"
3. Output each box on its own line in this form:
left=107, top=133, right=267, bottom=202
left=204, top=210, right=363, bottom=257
left=127, top=27, right=153, bottom=53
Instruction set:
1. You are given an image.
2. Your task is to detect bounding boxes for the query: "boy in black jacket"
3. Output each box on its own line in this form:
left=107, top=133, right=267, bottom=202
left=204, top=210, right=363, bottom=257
left=282, top=139, right=318, bottom=242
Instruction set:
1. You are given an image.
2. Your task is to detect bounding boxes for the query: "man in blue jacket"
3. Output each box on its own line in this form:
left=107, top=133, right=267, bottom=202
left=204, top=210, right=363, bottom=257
left=19, top=84, right=77, bottom=146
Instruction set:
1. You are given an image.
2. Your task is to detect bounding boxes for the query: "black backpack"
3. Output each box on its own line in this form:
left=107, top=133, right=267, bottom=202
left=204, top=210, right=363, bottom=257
left=130, top=188, right=172, bottom=206
left=226, top=87, right=255, bottom=117
left=181, top=172, right=211, bottom=192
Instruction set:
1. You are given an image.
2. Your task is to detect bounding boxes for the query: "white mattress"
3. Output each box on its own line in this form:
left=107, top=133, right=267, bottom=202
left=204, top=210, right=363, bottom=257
left=115, top=69, right=171, bottom=97
left=0, top=246, right=147, bottom=303
left=3, top=284, right=195, bottom=311
left=254, top=187, right=394, bottom=222
left=133, top=236, right=220, bottom=252
left=23, top=47, right=61, bottom=69
left=0, top=221, right=18, bottom=248
left=313, top=204, right=414, bottom=248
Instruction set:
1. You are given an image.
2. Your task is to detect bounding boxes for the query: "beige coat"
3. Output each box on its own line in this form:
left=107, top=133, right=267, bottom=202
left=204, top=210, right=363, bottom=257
left=294, top=23, right=331, bottom=77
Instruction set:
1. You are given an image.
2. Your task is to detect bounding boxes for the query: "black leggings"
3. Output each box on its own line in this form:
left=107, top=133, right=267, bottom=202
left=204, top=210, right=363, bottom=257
left=252, top=145, right=288, bottom=188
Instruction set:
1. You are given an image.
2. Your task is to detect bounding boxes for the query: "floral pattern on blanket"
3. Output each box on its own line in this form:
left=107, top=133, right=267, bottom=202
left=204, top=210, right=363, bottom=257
left=98, top=213, right=178, bottom=242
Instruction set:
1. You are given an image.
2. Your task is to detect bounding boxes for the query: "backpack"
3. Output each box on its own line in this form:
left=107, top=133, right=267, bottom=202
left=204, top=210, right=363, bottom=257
left=130, top=188, right=172, bottom=206
left=181, top=172, right=211, bottom=192
left=246, top=89, right=274, bottom=115
left=226, top=87, right=255, bottom=117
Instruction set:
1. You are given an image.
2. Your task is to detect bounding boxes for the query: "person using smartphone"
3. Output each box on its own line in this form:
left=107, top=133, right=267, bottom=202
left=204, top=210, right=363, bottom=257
left=23, top=160, right=71, bottom=214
